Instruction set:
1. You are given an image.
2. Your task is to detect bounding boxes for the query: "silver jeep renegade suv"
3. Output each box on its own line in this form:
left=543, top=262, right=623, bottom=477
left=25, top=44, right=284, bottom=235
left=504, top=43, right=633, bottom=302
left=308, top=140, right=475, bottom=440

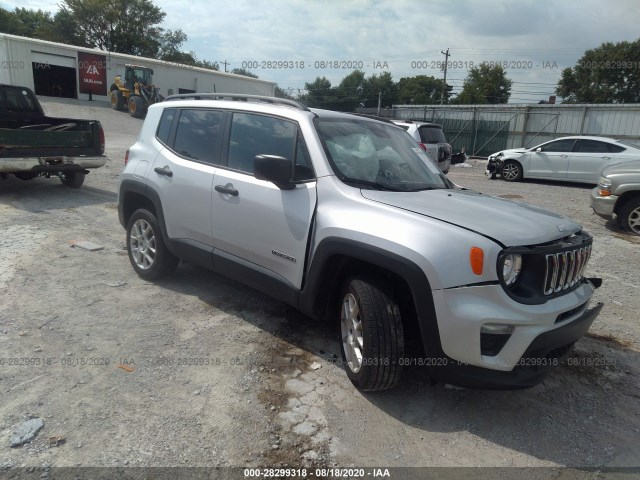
left=118, top=94, right=602, bottom=391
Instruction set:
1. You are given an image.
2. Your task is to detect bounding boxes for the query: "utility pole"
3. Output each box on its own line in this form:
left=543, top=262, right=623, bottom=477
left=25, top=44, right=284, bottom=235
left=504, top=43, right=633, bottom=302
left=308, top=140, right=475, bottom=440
left=440, top=48, right=450, bottom=105
left=377, top=90, right=382, bottom=116
left=221, top=60, right=229, bottom=73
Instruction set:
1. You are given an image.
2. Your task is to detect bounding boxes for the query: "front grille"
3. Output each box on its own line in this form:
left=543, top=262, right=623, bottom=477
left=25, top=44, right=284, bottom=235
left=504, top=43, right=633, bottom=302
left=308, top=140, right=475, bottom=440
left=543, top=245, right=591, bottom=295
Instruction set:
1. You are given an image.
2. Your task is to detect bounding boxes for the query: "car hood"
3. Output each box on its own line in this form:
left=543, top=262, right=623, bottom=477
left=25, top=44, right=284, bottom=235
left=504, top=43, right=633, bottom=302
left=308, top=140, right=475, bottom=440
left=361, top=188, right=582, bottom=246
left=601, top=159, right=640, bottom=177
left=490, top=148, right=528, bottom=159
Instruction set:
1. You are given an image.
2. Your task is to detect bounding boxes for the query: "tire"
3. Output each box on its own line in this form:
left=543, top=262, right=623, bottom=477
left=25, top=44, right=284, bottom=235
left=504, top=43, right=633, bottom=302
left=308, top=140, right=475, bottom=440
left=111, top=90, right=124, bottom=111
left=59, top=172, right=85, bottom=188
left=618, top=198, right=640, bottom=235
left=339, top=276, right=404, bottom=391
left=126, top=209, right=179, bottom=280
left=501, top=160, right=523, bottom=182
left=128, top=96, right=145, bottom=118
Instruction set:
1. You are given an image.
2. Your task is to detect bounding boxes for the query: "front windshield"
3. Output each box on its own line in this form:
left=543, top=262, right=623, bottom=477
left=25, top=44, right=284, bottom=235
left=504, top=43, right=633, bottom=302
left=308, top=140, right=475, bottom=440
left=133, top=68, right=151, bottom=83
left=315, top=118, right=448, bottom=191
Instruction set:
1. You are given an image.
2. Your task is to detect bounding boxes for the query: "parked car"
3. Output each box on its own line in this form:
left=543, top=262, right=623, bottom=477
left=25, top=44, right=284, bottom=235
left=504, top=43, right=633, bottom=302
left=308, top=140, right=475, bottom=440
left=119, top=93, right=602, bottom=391
left=487, top=136, right=640, bottom=184
left=391, top=120, right=451, bottom=173
left=0, top=84, right=106, bottom=187
left=590, top=160, right=640, bottom=235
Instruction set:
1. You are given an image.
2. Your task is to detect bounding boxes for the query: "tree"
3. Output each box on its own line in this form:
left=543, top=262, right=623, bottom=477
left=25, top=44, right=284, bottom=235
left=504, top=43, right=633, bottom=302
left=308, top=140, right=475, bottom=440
left=363, top=72, right=398, bottom=108
left=230, top=68, right=258, bottom=78
left=60, top=0, right=177, bottom=57
left=556, top=39, right=640, bottom=103
left=397, top=75, right=446, bottom=104
left=334, top=70, right=366, bottom=111
left=157, top=29, right=195, bottom=63
left=193, top=59, right=219, bottom=71
left=303, top=76, right=337, bottom=109
left=0, top=7, right=23, bottom=35
left=274, top=86, right=294, bottom=99
left=455, top=63, right=512, bottom=104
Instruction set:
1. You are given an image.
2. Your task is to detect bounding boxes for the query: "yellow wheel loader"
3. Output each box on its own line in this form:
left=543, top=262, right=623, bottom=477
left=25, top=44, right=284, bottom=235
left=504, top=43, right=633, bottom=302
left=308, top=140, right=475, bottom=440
left=110, top=65, right=163, bottom=118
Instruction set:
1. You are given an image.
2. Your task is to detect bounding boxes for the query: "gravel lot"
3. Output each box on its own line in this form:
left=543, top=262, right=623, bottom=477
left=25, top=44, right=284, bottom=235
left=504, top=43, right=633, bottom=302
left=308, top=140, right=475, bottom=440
left=0, top=98, right=638, bottom=478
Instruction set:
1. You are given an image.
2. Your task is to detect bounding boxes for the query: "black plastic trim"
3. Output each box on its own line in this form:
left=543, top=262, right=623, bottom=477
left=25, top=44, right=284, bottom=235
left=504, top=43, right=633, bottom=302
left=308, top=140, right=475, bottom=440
left=299, top=237, right=443, bottom=360
left=170, top=239, right=214, bottom=268
left=212, top=249, right=299, bottom=306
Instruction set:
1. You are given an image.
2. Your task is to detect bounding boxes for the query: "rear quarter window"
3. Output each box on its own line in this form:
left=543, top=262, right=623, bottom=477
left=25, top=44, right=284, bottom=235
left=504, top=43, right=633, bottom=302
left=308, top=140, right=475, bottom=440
left=156, top=109, right=176, bottom=145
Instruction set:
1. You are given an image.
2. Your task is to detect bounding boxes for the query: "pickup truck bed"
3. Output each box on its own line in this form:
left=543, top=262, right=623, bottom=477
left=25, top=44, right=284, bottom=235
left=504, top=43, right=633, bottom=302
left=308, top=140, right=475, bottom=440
left=0, top=84, right=106, bottom=187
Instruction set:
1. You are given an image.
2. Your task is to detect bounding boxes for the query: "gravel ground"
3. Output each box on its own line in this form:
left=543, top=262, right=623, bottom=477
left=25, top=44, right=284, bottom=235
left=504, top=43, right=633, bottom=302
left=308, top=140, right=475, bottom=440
left=0, top=98, right=638, bottom=479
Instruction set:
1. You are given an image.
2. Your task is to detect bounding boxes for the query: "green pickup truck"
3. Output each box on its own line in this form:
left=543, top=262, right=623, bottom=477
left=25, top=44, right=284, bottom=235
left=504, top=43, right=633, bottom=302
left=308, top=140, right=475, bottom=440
left=0, top=84, right=106, bottom=188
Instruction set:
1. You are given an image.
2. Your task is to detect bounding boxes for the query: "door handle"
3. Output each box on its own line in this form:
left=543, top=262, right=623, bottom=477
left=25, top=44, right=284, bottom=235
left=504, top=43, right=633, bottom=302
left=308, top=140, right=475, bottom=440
left=601, top=156, right=610, bottom=160
left=560, top=154, right=568, bottom=158
left=154, top=166, right=173, bottom=177
left=215, top=185, right=239, bottom=196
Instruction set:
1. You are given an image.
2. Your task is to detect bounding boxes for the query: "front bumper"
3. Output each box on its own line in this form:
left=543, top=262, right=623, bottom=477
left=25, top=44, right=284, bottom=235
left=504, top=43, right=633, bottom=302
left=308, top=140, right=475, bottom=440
left=590, top=187, right=617, bottom=219
left=428, top=301, right=603, bottom=389
left=423, top=278, right=601, bottom=388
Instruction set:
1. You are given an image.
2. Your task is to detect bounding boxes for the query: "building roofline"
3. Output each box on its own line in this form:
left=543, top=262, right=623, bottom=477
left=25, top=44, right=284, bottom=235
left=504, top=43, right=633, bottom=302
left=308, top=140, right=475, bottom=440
left=0, top=33, right=277, bottom=86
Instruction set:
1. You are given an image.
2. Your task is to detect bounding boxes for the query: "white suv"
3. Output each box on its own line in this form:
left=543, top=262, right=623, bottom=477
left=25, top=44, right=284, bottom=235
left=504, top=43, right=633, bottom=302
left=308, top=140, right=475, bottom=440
left=119, top=94, right=602, bottom=391
left=391, top=120, right=452, bottom=173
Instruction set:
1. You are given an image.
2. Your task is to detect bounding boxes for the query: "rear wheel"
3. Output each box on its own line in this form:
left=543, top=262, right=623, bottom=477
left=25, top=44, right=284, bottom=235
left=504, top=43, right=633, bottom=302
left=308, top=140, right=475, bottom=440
left=128, top=96, right=145, bottom=118
left=339, top=276, right=404, bottom=391
left=618, top=198, right=640, bottom=235
left=111, top=90, right=124, bottom=110
left=126, top=209, right=179, bottom=280
left=59, top=172, right=85, bottom=188
left=501, top=160, right=523, bottom=182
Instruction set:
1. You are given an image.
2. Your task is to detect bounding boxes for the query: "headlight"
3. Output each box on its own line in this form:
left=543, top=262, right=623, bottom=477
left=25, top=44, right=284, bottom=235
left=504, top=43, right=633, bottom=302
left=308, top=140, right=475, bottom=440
left=597, top=177, right=612, bottom=197
left=500, top=253, right=522, bottom=286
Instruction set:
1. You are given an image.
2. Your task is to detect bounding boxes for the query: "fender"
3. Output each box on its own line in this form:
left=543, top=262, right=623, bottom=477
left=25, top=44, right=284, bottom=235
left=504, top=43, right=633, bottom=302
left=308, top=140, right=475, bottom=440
left=118, top=180, right=172, bottom=250
left=299, top=237, right=446, bottom=361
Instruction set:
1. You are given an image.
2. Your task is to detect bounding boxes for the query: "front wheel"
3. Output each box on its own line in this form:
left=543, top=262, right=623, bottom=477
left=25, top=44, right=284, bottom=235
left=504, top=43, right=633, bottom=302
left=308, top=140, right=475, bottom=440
left=111, top=90, right=124, bottom=110
left=501, top=160, right=523, bottom=182
left=128, top=96, right=145, bottom=118
left=618, top=198, right=640, bottom=235
left=126, top=209, right=179, bottom=280
left=59, top=171, right=85, bottom=188
left=339, top=276, right=404, bottom=391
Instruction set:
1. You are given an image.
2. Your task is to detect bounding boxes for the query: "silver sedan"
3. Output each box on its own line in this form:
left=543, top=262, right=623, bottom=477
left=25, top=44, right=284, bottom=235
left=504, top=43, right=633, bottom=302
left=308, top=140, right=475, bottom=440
left=490, top=136, right=640, bottom=184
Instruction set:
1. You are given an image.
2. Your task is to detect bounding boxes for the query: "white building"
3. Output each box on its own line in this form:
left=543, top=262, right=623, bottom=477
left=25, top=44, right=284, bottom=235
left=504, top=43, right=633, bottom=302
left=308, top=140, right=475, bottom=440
left=0, top=33, right=276, bottom=102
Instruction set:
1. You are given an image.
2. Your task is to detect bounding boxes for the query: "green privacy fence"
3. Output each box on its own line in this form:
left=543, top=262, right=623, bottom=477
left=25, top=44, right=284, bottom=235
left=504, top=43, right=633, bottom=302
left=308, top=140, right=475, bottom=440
left=398, top=110, right=510, bottom=157
left=439, top=118, right=509, bottom=157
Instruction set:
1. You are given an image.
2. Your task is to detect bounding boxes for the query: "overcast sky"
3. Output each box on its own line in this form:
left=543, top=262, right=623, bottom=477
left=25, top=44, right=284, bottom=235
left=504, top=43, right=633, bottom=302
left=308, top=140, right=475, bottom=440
left=2, top=0, right=639, bottom=103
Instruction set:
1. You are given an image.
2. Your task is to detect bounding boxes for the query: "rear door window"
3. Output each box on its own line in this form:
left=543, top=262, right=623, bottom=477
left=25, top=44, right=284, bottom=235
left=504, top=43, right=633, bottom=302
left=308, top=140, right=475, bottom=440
left=172, top=109, right=226, bottom=165
left=575, top=139, right=612, bottom=153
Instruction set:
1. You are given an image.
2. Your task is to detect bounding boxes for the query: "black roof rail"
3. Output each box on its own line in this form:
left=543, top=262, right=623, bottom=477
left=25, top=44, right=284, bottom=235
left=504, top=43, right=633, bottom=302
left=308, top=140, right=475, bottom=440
left=163, top=93, right=310, bottom=112
left=347, top=113, right=396, bottom=124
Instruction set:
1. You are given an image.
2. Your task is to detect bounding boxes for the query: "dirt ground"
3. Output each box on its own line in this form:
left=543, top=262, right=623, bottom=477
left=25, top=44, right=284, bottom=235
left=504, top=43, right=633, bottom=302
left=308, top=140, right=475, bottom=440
left=0, top=98, right=638, bottom=478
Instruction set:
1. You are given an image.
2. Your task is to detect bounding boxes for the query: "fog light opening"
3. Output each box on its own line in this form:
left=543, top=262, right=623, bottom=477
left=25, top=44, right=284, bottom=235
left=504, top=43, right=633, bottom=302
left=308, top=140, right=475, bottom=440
left=480, top=324, right=514, bottom=357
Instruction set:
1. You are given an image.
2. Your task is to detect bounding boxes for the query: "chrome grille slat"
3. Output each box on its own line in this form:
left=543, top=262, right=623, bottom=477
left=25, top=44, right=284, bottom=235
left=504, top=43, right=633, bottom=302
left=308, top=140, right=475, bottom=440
left=543, top=244, right=591, bottom=296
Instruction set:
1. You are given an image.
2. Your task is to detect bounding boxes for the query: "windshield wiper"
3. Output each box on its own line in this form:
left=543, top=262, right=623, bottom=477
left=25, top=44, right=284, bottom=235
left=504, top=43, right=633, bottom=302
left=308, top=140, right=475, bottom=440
left=342, top=178, right=404, bottom=191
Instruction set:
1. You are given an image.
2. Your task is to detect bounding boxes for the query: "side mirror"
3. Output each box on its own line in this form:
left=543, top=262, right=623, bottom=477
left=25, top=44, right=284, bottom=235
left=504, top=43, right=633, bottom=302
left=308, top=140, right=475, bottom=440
left=254, top=155, right=294, bottom=190
left=536, top=147, right=542, bottom=152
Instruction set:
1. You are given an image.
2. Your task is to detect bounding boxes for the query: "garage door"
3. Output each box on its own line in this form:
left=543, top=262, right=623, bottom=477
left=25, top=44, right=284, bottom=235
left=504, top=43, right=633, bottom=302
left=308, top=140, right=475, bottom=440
left=31, top=51, right=76, bottom=68
left=31, top=51, right=77, bottom=99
